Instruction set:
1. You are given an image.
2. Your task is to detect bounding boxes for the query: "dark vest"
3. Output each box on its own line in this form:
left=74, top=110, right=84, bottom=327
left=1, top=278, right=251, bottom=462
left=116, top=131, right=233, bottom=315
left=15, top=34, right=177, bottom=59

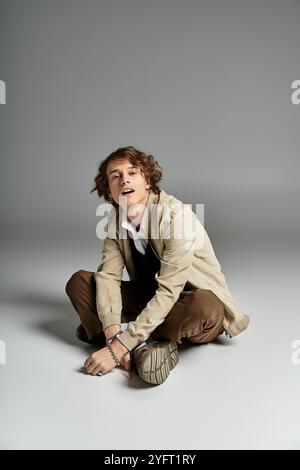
left=129, top=236, right=160, bottom=294
left=129, top=235, right=195, bottom=294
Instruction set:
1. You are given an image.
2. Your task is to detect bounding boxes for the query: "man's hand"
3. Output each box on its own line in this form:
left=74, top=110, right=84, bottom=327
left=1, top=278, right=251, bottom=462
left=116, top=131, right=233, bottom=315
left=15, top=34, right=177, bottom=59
left=84, top=338, right=130, bottom=375
left=103, top=325, right=131, bottom=371
left=119, top=347, right=131, bottom=371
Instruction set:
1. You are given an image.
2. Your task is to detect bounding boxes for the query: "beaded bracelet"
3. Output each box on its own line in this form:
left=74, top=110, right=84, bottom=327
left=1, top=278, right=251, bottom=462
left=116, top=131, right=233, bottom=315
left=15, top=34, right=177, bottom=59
left=106, top=341, right=121, bottom=367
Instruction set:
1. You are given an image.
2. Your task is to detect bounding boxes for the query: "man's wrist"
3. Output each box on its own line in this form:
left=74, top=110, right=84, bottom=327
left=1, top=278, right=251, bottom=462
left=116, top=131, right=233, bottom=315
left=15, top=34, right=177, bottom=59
left=112, top=338, right=129, bottom=357
left=104, top=324, right=121, bottom=340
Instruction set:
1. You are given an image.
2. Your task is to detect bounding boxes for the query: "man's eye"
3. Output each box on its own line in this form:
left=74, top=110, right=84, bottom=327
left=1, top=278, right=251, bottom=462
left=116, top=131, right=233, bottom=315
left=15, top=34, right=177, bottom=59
left=129, top=171, right=137, bottom=175
left=112, top=174, right=119, bottom=179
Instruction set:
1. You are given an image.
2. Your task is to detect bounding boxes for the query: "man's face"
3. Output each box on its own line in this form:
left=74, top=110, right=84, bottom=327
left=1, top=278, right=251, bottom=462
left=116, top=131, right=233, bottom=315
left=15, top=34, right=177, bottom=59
left=106, top=158, right=150, bottom=219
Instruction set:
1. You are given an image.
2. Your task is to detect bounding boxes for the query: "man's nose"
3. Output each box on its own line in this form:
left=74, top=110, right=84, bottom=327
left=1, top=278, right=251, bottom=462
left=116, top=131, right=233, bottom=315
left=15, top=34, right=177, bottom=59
left=120, top=174, right=130, bottom=185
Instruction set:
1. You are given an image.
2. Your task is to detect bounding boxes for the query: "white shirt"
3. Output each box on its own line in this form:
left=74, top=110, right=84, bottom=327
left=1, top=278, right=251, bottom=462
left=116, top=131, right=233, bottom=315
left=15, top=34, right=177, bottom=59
left=121, top=210, right=149, bottom=255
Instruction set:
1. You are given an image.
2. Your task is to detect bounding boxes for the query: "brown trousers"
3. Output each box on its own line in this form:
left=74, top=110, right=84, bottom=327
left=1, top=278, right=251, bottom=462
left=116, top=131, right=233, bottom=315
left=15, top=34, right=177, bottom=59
left=65, top=270, right=225, bottom=347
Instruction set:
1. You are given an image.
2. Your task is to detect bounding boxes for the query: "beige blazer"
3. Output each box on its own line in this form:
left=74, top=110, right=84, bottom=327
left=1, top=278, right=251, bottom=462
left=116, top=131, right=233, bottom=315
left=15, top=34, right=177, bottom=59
left=94, top=189, right=250, bottom=351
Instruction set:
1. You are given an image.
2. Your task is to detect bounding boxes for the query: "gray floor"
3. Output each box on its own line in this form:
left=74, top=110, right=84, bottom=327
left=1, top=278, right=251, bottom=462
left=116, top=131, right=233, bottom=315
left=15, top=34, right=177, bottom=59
left=0, top=237, right=299, bottom=450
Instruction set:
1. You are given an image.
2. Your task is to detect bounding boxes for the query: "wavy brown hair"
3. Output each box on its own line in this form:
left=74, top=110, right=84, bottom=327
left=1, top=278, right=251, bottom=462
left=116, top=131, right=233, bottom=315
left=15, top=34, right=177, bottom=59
left=90, top=146, right=163, bottom=205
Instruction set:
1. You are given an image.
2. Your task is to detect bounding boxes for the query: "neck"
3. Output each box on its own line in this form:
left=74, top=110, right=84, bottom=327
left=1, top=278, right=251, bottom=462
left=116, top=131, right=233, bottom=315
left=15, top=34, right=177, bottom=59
left=126, top=191, right=149, bottom=225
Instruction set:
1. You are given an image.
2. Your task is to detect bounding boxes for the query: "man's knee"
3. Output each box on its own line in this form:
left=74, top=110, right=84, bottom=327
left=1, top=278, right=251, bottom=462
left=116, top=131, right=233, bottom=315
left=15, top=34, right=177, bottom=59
left=65, top=269, right=92, bottom=297
left=183, top=289, right=224, bottom=343
left=188, top=289, right=225, bottom=325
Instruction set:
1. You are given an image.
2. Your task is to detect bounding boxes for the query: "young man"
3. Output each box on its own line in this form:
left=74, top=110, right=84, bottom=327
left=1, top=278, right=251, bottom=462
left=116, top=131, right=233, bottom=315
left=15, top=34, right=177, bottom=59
left=65, top=146, right=250, bottom=385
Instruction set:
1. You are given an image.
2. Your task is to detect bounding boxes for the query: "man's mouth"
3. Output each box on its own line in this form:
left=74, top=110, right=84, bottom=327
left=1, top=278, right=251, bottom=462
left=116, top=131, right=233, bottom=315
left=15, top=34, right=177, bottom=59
left=121, top=188, right=135, bottom=195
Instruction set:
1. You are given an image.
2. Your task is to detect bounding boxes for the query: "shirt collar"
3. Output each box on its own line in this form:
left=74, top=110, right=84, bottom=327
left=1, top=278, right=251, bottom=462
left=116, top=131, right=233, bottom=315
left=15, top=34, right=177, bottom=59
left=117, top=189, right=161, bottom=239
left=121, top=205, right=148, bottom=239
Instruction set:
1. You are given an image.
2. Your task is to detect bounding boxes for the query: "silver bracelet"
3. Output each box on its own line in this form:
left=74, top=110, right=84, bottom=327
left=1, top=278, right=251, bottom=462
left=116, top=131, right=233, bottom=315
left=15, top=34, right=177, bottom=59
left=106, top=329, right=122, bottom=346
left=106, top=341, right=121, bottom=367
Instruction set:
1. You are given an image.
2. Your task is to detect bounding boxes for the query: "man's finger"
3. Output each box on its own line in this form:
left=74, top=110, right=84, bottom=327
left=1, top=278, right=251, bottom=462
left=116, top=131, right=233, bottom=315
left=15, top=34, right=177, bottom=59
left=85, top=360, right=97, bottom=374
left=84, top=357, right=91, bottom=367
left=91, top=365, right=103, bottom=376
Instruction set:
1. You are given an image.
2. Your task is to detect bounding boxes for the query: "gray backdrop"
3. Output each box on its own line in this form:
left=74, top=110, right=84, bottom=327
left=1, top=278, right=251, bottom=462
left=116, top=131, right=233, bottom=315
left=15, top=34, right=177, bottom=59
left=1, top=0, right=299, bottom=245
left=0, top=0, right=299, bottom=450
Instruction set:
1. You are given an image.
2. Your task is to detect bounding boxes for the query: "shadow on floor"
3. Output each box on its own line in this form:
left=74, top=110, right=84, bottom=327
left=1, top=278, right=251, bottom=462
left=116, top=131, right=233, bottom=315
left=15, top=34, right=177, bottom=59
left=177, top=332, right=234, bottom=357
left=1, top=289, right=234, bottom=389
left=2, top=290, right=88, bottom=349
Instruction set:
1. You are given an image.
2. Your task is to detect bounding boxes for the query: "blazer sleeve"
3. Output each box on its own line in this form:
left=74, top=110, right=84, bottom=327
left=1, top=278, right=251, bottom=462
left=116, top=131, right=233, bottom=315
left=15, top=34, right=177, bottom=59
left=117, top=206, right=204, bottom=351
left=94, top=236, right=125, bottom=330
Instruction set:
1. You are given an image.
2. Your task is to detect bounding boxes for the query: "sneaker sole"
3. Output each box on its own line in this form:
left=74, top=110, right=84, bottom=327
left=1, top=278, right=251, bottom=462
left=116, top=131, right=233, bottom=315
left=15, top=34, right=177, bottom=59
left=166, top=340, right=179, bottom=370
left=136, top=341, right=179, bottom=385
